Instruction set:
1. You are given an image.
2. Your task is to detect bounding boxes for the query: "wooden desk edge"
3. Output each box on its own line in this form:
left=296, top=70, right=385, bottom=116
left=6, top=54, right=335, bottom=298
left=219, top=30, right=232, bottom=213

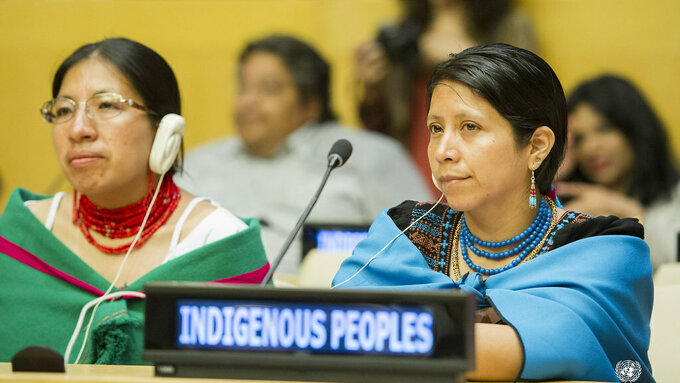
left=0, top=363, right=605, bottom=383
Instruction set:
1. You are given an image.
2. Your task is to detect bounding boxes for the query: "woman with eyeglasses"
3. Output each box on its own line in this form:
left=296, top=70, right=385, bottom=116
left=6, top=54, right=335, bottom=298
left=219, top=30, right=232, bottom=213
left=0, top=38, right=269, bottom=364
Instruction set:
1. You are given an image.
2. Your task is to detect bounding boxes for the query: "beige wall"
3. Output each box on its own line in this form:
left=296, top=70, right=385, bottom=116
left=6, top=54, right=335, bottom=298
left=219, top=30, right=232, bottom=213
left=1, top=0, right=679, bottom=209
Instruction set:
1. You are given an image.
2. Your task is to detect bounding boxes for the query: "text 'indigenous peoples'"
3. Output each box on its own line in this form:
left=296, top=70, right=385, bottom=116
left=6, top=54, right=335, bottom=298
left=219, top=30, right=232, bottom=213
left=176, top=300, right=434, bottom=356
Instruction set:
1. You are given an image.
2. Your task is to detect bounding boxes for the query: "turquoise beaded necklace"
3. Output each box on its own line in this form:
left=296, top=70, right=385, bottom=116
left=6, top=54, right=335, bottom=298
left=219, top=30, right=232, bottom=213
left=459, top=198, right=553, bottom=275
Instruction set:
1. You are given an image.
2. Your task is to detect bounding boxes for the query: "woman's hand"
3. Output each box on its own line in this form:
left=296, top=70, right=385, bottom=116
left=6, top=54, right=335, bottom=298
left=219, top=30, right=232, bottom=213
left=555, top=182, right=645, bottom=220
left=466, top=323, right=522, bottom=381
left=355, top=41, right=389, bottom=103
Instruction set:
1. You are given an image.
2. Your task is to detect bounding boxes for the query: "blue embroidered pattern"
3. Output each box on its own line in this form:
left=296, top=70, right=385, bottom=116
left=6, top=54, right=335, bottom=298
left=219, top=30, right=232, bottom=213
left=541, top=210, right=592, bottom=253
left=404, top=203, right=457, bottom=275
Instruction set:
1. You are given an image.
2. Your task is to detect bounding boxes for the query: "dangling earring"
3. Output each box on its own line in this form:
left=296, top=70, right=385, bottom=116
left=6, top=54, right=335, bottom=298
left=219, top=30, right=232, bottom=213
left=529, top=170, right=537, bottom=208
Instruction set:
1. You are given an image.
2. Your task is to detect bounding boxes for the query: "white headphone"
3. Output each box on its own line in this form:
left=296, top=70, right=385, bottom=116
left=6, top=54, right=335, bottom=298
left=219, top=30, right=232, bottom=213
left=149, top=113, right=185, bottom=174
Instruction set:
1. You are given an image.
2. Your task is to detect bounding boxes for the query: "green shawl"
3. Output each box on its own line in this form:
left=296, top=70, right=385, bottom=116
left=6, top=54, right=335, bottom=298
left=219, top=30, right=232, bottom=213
left=0, top=188, right=269, bottom=365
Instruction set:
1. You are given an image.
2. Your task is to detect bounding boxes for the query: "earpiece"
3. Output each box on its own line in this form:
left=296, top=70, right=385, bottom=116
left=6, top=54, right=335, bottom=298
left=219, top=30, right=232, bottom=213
left=333, top=193, right=446, bottom=289
left=149, top=113, right=185, bottom=174
left=431, top=173, right=443, bottom=192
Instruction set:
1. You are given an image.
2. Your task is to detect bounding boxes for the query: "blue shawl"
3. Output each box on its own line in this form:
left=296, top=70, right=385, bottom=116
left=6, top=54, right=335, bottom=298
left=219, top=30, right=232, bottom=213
left=332, top=209, right=654, bottom=382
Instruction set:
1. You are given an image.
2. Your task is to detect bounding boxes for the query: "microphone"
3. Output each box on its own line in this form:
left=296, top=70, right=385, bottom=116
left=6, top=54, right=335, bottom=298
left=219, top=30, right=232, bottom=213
left=260, top=139, right=353, bottom=286
left=327, top=139, right=353, bottom=169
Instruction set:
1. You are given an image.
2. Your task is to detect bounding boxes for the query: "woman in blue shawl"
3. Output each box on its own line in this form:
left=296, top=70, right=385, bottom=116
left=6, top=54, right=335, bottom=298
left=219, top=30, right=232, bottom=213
left=333, top=44, right=654, bottom=382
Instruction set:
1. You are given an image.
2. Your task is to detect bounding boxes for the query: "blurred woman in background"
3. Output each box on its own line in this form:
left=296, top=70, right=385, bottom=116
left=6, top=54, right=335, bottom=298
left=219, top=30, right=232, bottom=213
left=557, top=74, right=680, bottom=269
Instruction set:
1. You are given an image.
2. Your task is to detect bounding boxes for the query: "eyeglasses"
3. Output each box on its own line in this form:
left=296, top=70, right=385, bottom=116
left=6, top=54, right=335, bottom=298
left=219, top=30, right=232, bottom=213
left=40, top=92, right=158, bottom=124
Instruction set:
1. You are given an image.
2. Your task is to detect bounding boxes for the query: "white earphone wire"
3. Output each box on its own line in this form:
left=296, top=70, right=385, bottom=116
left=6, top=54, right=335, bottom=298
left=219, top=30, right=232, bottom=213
left=332, top=193, right=445, bottom=289
left=63, top=290, right=146, bottom=369
left=65, top=172, right=165, bottom=365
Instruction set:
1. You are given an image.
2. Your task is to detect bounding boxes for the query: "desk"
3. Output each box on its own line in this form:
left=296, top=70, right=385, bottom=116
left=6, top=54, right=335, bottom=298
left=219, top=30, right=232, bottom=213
left=0, top=363, right=603, bottom=383
left=0, top=363, right=267, bottom=383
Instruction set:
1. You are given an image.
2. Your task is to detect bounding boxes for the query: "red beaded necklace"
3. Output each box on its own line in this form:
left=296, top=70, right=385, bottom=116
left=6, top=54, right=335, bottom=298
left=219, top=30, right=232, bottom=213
left=72, top=173, right=181, bottom=254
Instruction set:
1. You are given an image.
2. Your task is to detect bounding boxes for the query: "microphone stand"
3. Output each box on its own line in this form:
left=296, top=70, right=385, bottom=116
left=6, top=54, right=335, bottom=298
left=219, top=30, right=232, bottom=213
left=259, top=164, right=335, bottom=286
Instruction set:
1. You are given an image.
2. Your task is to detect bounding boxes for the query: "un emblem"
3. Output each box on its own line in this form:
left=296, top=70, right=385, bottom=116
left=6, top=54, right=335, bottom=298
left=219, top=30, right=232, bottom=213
left=615, top=360, right=642, bottom=383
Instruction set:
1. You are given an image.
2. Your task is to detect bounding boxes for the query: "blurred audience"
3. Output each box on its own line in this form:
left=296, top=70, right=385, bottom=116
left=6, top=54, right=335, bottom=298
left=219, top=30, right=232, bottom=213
left=557, top=74, right=680, bottom=270
left=176, top=35, right=431, bottom=278
left=355, top=0, right=536, bottom=193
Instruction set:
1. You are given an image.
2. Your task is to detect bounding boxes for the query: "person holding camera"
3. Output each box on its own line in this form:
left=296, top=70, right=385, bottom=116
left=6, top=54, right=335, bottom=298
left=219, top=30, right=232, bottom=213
left=356, top=0, right=536, bottom=194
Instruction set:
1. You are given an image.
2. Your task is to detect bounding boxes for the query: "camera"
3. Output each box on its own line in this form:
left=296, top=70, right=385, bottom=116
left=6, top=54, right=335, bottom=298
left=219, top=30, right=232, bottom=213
left=376, top=21, right=420, bottom=66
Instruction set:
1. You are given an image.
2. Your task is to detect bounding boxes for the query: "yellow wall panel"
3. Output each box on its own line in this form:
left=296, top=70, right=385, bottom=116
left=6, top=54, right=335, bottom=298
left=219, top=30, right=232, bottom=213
left=1, top=0, right=679, bottom=210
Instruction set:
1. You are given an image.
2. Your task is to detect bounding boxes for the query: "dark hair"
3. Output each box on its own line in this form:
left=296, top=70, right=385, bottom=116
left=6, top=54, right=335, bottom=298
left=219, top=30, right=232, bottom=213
left=239, top=35, right=336, bottom=123
left=400, top=0, right=511, bottom=41
left=567, top=75, right=679, bottom=206
left=462, top=0, right=513, bottom=43
left=52, top=37, right=183, bottom=173
left=380, top=0, right=512, bottom=67
left=427, top=43, right=567, bottom=195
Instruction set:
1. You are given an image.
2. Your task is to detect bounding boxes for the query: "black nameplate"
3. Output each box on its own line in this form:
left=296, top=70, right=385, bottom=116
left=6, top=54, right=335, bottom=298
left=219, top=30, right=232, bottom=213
left=143, top=282, right=474, bottom=383
left=301, top=223, right=370, bottom=259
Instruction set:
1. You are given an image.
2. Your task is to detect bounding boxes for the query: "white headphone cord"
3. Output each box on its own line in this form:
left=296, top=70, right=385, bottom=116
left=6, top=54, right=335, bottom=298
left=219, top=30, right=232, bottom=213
left=63, top=291, right=146, bottom=369
left=65, top=172, right=165, bottom=366
left=332, top=193, right=445, bottom=289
